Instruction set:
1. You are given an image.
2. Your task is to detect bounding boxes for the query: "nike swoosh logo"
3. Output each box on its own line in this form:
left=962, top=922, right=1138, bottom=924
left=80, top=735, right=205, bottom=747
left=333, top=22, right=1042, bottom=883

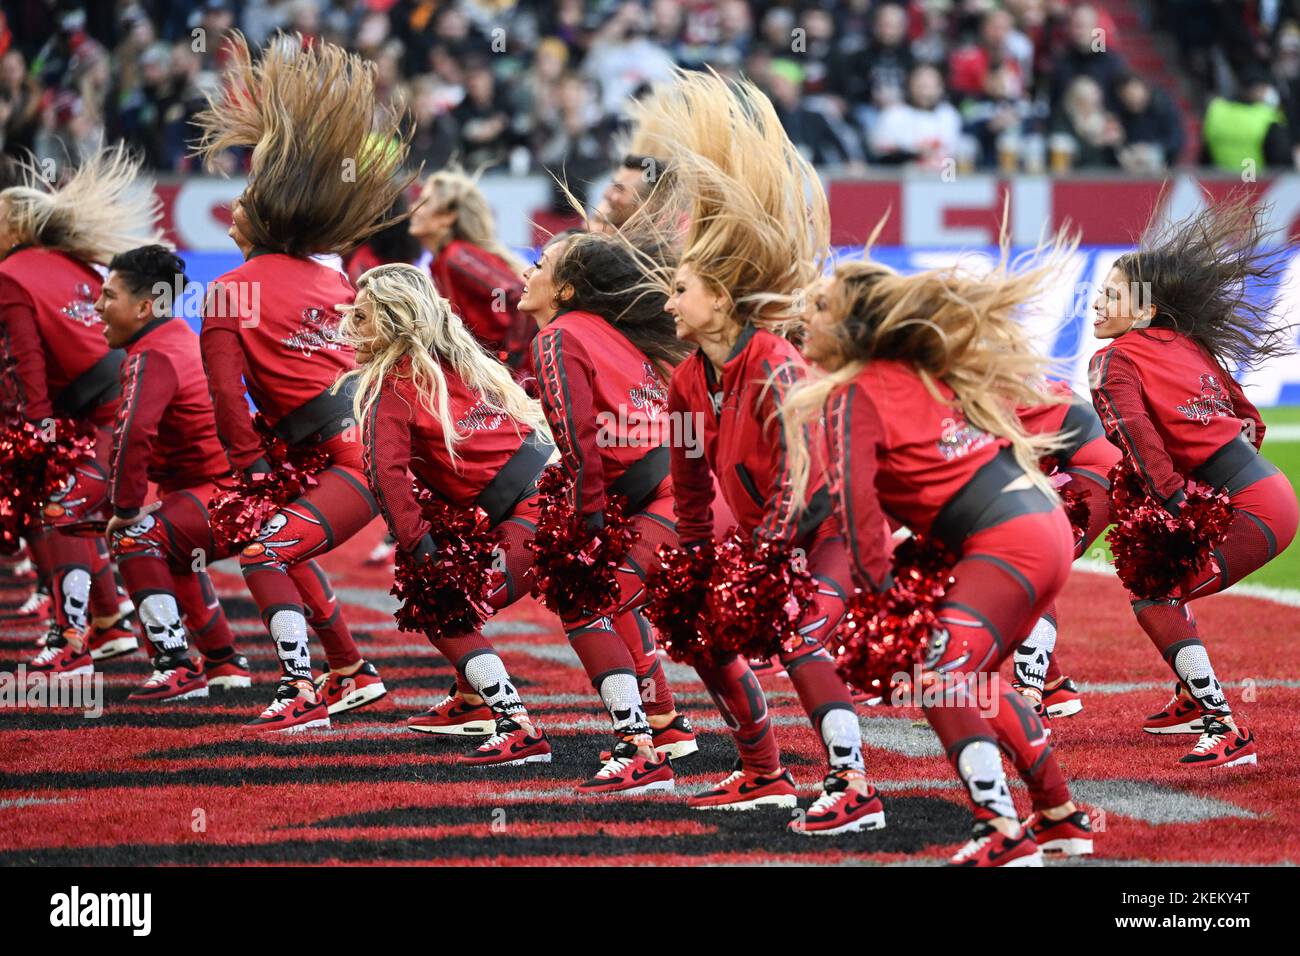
left=631, top=765, right=662, bottom=782
left=510, top=740, right=537, bottom=754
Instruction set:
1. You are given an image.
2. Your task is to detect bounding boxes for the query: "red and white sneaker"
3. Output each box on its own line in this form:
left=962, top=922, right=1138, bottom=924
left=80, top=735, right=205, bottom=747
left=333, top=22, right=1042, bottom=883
left=791, top=769, right=887, bottom=835
left=314, top=660, right=386, bottom=715
left=365, top=538, right=396, bottom=566
left=203, top=653, right=252, bottom=689
left=243, top=681, right=330, bottom=734
left=1179, top=716, right=1257, bottom=768
left=84, top=617, right=140, bottom=661
left=461, top=716, right=553, bottom=766
left=0, top=553, right=37, bottom=584
left=1143, top=682, right=1205, bottom=734
left=407, top=684, right=496, bottom=735
left=1024, top=809, right=1095, bottom=856
left=128, top=656, right=210, bottom=701
left=5, top=587, right=51, bottom=626
left=688, top=760, right=798, bottom=810
left=1043, top=676, right=1084, bottom=718
left=949, top=822, right=1043, bottom=867
left=29, top=631, right=93, bottom=677
left=577, top=738, right=675, bottom=795
left=601, top=714, right=699, bottom=760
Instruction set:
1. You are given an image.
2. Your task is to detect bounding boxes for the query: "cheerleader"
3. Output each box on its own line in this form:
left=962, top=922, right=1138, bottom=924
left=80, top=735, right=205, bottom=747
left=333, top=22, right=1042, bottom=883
left=0, top=147, right=160, bottom=673
left=521, top=230, right=699, bottom=794
left=337, top=263, right=556, bottom=765
left=409, top=168, right=535, bottom=370
left=1088, top=197, right=1298, bottom=767
left=632, top=72, right=882, bottom=834
left=784, top=254, right=1094, bottom=866
left=1013, top=378, right=1120, bottom=717
left=191, top=34, right=409, bottom=731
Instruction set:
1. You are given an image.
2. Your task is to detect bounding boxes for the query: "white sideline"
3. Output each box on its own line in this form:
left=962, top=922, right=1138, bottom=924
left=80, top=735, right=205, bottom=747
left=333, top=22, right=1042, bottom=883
left=1073, top=556, right=1300, bottom=607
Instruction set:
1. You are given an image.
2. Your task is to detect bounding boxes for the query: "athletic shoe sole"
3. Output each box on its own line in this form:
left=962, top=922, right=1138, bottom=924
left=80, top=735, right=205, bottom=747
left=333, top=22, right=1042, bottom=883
left=690, top=793, right=798, bottom=811
left=1039, top=837, right=1094, bottom=855
left=89, top=637, right=139, bottom=661
left=580, top=778, right=675, bottom=796
left=795, top=811, right=887, bottom=836
left=1143, top=719, right=1204, bottom=734
left=1003, top=849, right=1045, bottom=867
left=326, top=682, right=387, bottom=716
left=655, top=738, right=699, bottom=760
left=463, top=752, right=553, bottom=767
left=407, top=718, right=495, bottom=736
left=207, top=675, right=252, bottom=689
left=130, top=685, right=210, bottom=702
left=1045, top=699, right=1083, bottom=718
left=40, top=664, right=94, bottom=679
left=251, top=717, right=331, bottom=734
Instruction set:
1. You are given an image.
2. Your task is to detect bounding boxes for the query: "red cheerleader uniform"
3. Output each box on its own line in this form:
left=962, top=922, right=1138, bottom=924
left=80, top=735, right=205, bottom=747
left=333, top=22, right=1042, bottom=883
left=669, top=324, right=863, bottom=781
left=826, top=359, right=1076, bottom=820
left=0, top=246, right=123, bottom=638
left=202, top=251, right=378, bottom=683
left=1090, top=328, right=1298, bottom=718
left=108, top=315, right=360, bottom=677
left=430, top=240, right=535, bottom=370
left=531, top=309, right=683, bottom=729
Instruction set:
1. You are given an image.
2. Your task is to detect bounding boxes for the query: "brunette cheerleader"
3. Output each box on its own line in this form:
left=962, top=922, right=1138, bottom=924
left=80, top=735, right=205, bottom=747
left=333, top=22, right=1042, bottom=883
left=191, top=34, right=410, bottom=731
left=520, top=230, right=698, bottom=794
left=631, top=72, right=882, bottom=834
left=337, top=263, right=557, bottom=765
left=410, top=168, right=535, bottom=370
left=785, top=254, right=1095, bottom=866
left=1088, top=197, right=1297, bottom=767
left=0, top=147, right=160, bottom=673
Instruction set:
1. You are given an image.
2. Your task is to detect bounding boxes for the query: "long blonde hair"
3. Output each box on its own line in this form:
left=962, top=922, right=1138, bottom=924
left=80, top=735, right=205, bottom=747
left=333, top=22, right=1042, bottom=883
left=783, top=243, right=1077, bottom=508
left=627, top=69, right=830, bottom=328
left=192, top=32, right=415, bottom=257
left=335, top=263, right=549, bottom=466
left=0, top=145, right=164, bottom=263
left=420, top=166, right=525, bottom=274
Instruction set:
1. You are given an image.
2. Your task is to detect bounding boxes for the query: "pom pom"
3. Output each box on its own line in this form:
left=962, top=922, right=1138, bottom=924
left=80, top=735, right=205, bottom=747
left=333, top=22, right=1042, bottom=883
left=828, top=535, right=956, bottom=697
left=705, top=531, right=817, bottom=662
left=1105, top=457, right=1234, bottom=601
left=642, top=543, right=716, bottom=666
left=526, top=465, right=639, bottom=620
left=208, top=418, right=331, bottom=551
left=0, top=416, right=96, bottom=554
left=390, top=488, right=503, bottom=639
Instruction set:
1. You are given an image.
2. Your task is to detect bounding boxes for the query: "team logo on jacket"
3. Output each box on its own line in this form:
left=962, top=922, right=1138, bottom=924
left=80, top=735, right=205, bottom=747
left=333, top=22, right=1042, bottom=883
left=61, top=282, right=100, bottom=327
left=283, top=307, right=345, bottom=356
left=457, top=399, right=506, bottom=432
left=628, top=362, right=667, bottom=419
left=936, top=416, right=993, bottom=461
left=1176, top=373, right=1233, bottom=425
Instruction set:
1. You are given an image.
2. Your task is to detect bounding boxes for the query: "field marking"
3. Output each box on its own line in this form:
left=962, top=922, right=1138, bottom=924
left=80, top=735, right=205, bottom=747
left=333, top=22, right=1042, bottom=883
left=1263, top=423, right=1300, bottom=442
left=1074, top=557, right=1300, bottom=606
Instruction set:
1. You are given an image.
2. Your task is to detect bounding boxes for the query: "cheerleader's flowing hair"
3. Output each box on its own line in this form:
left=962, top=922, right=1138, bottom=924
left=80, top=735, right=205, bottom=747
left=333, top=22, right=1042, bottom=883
left=334, top=263, right=549, bottom=466
left=549, top=231, right=691, bottom=368
left=192, top=32, right=414, bottom=257
left=625, top=68, right=830, bottom=328
left=1115, top=193, right=1295, bottom=370
left=418, top=166, right=525, bottom=275
left=782, top=237, right=1081, bottom=508
left=0, top=145, right=165, bottom=264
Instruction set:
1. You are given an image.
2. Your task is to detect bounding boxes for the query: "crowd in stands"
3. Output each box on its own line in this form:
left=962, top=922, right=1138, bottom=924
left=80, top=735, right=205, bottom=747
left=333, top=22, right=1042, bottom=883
left=0, top=0, right=1296, bottom=205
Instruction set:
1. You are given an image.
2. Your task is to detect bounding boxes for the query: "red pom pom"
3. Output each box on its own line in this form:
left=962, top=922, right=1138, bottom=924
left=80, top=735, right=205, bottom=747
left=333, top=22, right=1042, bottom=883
left=0, top=416, right=96, bottom=554
left=208, top=418, right=331, bottom=551
left=705, top=531, right=817, bottom=662
left=525, top=465, right=639, bottom=620
left=1059, top=483, right=1091, bottom=544
left=1106, top=457, right=1234, bottom=601
left=642, top=543, right=716, bottom=666
left=390, top=488, right=503, bottom=639
left=828, top=535, right=956, bottom=697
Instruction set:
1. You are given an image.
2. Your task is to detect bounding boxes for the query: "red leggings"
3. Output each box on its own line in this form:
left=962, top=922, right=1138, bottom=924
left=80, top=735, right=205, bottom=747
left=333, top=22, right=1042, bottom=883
left=1131, top=471, right=1298, bottom=716
left=926, top=508, right=1076, bottom=815
left=693, top=525, right=861, bottom=776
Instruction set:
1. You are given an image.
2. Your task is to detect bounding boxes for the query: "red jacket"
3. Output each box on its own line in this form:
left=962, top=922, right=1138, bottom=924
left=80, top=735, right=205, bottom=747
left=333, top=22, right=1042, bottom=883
left=363, top=358, right=541, bottom=551
left=430, top=239, right=534, bottom=367
left=1089, top=328, right=1265, bottom=507
left=0, top=247, right=119, bottom=423
left=201, top=252, right=357, bottom=469
left=532, top=310, right=672, bottom=518
left=109, top=318, right=231, bottom=513
left=669, top=325, right=827, bottom=548
left=825, top=360, right=1006, bottom=589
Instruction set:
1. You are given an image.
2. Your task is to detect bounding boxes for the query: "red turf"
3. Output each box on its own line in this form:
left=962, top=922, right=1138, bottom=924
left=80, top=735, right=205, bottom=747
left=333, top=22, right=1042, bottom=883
left=1, top=518, right=1297, bottom=865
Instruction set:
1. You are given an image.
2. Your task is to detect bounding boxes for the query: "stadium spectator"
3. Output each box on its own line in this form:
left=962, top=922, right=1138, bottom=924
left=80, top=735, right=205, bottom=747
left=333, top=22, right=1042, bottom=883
left=1201, top=67, right=1292, bottom=171
left=948, top=8, right=1029, bottom=100
left=1049, top=4, right=1127, bottom=108
left=768, top=59, right=856, bottom=167
left=961, top=63, right=1045, bottom=169
left=870, top=63, right=963, bottom=167
left=1050, top=75, right=1124, bottom=168
left=1113, top=74, right=1185, bottom=171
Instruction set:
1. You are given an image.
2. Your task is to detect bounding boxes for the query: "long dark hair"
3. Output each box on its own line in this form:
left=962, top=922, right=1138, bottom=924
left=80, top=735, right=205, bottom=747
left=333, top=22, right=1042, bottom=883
left=551, top=231, right=691, bottom=367
left=1115, top=194, right=1295, bottom=370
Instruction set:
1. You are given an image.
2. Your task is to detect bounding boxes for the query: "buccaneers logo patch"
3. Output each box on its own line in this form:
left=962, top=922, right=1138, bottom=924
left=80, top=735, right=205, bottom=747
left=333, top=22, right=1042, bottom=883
left=1176, top=373, right=1234, bottom=425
